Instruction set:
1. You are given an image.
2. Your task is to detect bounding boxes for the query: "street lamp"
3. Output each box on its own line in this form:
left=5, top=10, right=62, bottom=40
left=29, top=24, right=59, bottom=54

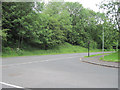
left=101, top=8, right=105, bottom=60
left=102, top=26, right=104, bottom=59
left=88, top=41, right=90, bottom=57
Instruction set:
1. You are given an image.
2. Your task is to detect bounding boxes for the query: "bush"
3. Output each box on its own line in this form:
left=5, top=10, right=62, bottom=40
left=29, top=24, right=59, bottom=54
left=16, top=48, right=23, bottom=55
left=2, top=47, right=23, bottom=56
left=2, top=47, right=12, bottom=53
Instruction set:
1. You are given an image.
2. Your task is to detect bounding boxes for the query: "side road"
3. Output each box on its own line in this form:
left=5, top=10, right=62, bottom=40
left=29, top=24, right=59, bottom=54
left=81, top=55, right=119, bottom=68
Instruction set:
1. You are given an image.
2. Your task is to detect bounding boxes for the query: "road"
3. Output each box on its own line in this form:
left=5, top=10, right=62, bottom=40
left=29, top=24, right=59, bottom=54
left=1, top=52, right=118, bottom=88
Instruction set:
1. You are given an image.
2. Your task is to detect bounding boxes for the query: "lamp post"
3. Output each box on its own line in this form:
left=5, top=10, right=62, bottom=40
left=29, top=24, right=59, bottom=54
left=101, top=8, right=105, bottom=60
left=102, top=25, right=104, bottom=59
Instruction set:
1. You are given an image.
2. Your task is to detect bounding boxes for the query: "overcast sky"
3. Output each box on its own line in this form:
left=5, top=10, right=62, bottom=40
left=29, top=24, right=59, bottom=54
left=43, top=0, right=105, bottom=12
left=65, top=0, right=104, bottom=12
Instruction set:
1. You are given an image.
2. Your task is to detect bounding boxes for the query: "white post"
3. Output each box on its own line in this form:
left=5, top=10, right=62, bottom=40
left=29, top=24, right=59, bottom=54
left=102, top=26, right=104, bottom=59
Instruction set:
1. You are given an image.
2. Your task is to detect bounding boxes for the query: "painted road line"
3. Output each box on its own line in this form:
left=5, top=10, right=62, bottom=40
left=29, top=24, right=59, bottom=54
left=0, top=82, right=32, bottom=90
left=2, top=56, right=81, bottom=67
left=0, top=82, right=24, bottom=88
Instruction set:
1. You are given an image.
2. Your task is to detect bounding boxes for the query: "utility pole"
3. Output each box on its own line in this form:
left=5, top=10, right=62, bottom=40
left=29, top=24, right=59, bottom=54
left=102, top=7, right=105, bottom=59
left=102, top=26, right=104, bottom=59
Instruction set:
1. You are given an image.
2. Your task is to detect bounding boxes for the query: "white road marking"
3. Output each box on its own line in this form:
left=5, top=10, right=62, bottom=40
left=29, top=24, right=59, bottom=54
left=0, top=81, right=24, bottom=88
left=2, top=56, right=81, bottom=67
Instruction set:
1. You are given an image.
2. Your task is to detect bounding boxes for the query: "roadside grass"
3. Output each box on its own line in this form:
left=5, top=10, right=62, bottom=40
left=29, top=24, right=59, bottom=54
left=2, top=43, right=102, bottom=57
left=99, top=51, right=119, bottom=62
left=84, top=53, right=111, bottom=58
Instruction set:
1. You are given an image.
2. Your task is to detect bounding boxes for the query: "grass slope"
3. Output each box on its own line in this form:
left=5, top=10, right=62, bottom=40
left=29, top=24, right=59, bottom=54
left=2, top=43, right=101, bottom=57
left=84, top=53, right=110, bottom=58
left=100, top=51, right=119, bottom=62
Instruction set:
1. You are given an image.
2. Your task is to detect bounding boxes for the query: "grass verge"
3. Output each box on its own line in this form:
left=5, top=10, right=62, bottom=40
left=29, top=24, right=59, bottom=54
left=99, top=51, right=119, bottom=62
left=84, top=53, right=111, bottom=58
left=2, top=43, right=102, bottom=57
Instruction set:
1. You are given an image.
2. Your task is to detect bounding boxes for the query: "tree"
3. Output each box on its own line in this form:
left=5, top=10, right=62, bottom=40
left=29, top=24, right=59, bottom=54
left=99, top=0, right=119, bottom=49
left=2, top=2, right=35, bottom=47
left=2, top=1, right=118, bottom=50
left=99, top=0, right=120, bottom=31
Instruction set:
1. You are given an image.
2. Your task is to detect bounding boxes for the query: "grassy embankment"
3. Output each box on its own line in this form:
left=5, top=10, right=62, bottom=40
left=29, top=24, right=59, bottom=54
left=84, top=51, right=119, bottom=62
left=84, top=53, right=111, bottom=58
left=2, top=43, right=102, bottom=57
left=100, top=51, right=119, bottom=62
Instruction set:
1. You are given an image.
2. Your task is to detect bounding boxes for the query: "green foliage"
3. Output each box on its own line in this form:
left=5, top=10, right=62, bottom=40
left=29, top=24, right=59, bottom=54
left=2, top=43, right=101, bottom=57
left=2, top=2, right=34, bottom=47
left=2, top=1, right=118, bottom=56
left=2, top=47, right=23, bottom=56
left=0, top=29, right=8, bottom=41
left=99, top=0, right=120, bottom=31
left=99, top=0, right=119, bottom=49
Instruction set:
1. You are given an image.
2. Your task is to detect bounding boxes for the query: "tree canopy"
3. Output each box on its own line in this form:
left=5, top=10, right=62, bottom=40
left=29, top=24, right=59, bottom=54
left=1, top=1, right=118, bottom=50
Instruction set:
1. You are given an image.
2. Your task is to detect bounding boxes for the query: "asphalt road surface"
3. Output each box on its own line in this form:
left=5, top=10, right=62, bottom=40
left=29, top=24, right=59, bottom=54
left=1, top=52, right=118, bottom=88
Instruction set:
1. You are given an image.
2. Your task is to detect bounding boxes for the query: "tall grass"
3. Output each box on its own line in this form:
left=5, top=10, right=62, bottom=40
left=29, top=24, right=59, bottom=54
left=2, top=43, right=102, bottom=57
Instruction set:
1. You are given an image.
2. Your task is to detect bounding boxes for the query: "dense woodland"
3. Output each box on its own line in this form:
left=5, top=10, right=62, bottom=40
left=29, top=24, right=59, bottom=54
left=1, top=0, right=120, bottom=53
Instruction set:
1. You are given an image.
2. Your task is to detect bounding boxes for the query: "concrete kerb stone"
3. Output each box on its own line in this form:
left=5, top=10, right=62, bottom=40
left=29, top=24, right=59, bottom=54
left=81, top=56, right=119, bottom=68
left=82, top=60, right=119, bottom=68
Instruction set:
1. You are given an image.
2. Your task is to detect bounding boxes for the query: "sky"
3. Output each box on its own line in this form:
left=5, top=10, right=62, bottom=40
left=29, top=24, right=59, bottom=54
left=64, top=0, right=103, bottom=12
left=43, top=0, right=105, bottom=12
